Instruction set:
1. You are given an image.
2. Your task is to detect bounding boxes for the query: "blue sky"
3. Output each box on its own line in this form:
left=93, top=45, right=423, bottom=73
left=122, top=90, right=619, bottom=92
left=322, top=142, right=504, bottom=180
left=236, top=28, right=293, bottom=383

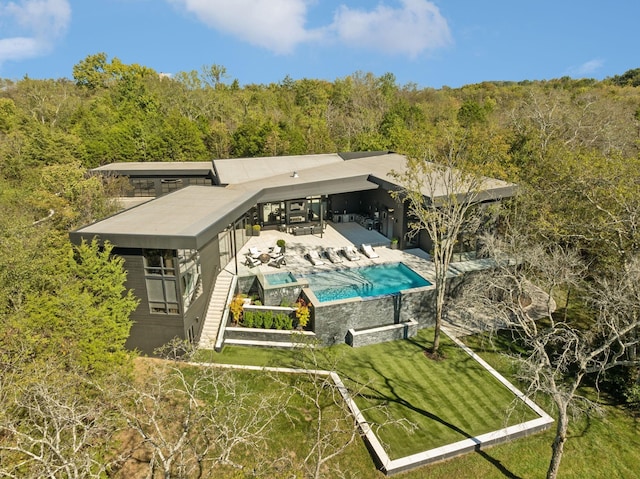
left=0, top=0, right=638, bottom=88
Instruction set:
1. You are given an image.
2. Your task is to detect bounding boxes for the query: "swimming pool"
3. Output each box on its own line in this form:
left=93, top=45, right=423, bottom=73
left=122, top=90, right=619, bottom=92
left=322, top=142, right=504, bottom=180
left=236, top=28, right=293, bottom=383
left=297, top=262, right=431, bottom=302
left=264, top=272, right=297, bottom=286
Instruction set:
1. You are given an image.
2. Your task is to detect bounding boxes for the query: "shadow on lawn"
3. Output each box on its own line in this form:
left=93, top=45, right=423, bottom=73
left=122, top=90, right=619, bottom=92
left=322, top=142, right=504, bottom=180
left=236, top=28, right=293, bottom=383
left=338, top=344, right=523, bottom=479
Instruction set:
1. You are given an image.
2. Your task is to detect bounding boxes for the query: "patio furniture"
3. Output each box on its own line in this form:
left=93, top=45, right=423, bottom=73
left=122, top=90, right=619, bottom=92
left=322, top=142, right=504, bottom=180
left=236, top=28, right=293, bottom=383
left=245, top=255, right=261, bottom=267
left=292, top=225, right=314, bottom=235
left=268, top=254, right=286, bottom=268
left=342, top=246, right=360, bottom=261
left=269, top=245, right=283, bottom=258
left=324, top=247, right=342, bottom=263
left=305, top=250, right=325, bottom=266
left=248, top=247, right=261, bottom=258
left=258, top=253, right=272, bottom=263
left=361, top=243, right=379, bottom=259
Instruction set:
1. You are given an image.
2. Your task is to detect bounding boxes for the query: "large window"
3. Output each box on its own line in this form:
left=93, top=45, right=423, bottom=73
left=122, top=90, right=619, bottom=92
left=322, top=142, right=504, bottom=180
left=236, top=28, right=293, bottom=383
left=261, top=202, right=284, bottom=225
left=178, top=249, right=201, bottom=310
left=131, top=179, right=155, bottom=197
left=308, top=196, right=326, bottom=221
left=143, top=249, right=179, bottom=314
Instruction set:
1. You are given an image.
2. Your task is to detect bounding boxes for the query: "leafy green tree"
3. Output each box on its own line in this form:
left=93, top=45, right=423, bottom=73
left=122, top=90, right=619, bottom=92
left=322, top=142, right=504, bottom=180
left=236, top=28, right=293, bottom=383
left=610, top=67, right=640, bottom=87
left=11, top=240, right=137, bottom=376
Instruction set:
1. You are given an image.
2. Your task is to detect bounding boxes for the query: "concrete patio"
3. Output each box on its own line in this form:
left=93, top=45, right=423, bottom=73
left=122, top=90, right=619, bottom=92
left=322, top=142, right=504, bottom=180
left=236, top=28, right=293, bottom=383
left=227, top=222, right=438, bottom=283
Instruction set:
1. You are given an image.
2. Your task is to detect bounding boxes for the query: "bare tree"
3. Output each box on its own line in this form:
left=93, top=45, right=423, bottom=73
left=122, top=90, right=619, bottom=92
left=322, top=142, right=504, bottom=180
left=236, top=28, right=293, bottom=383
left=0, top=367, right=118, bottom=479
left=452, top=233, right=640, bottom=479
left=115, top=358, right=287, bottom=478
left=391, top=127, right=502, bottom=355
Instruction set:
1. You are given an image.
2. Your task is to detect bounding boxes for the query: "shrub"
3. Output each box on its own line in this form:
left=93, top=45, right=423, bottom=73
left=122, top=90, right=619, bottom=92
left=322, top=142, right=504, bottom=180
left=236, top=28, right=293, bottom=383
left=263, top=310, right=274, bottom=329
left=242, top=310, right=255, bottom=328
left=274, top=312, right=293, bottom=330
left=295, top=298, right=311, bottom=329
left=252, top=224, right=261, bottom=233
left=252, top=311, right=264, bottom=328
left=230, top=294, right=246, bottom=324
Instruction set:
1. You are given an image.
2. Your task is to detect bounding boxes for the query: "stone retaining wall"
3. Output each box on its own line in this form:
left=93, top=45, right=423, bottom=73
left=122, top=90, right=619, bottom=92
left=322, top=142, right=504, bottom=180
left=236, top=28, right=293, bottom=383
left=347, top=320, right=419, bottom=347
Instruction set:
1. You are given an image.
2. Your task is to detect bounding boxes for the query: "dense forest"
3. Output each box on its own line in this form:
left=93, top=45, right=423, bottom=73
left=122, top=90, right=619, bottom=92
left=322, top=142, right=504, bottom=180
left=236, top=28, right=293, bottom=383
left=1, top=53, right=639, bottom=477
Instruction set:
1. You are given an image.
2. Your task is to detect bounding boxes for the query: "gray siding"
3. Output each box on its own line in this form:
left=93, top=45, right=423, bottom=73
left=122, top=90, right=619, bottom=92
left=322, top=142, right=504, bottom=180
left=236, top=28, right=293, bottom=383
left=118, top=250, right=185, bottom=355
left=117, top=238, right=222, bottom=355
left=186, top=238, right=221, bottom=345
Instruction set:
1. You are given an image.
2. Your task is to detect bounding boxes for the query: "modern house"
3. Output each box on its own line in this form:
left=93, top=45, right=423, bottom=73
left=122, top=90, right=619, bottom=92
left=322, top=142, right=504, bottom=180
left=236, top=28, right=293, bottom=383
left=70, top=151, right=516, bottom=354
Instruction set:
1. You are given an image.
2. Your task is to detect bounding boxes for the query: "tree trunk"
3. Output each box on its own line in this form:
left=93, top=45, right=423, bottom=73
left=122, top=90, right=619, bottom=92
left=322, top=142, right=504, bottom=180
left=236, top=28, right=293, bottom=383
left=432, top=274, right=446, bottom=354
left=547, top=403, right=569, bottom=479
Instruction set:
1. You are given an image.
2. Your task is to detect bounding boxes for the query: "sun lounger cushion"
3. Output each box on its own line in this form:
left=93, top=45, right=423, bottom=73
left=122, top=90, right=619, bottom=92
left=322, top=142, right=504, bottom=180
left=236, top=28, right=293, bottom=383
left=342, top=246, right=360, bottom=261
left=361, top=244, right=379, bottom=259
left=325, top=247, right=342, bottom=263
left=306, top=250, right=325, bottom=266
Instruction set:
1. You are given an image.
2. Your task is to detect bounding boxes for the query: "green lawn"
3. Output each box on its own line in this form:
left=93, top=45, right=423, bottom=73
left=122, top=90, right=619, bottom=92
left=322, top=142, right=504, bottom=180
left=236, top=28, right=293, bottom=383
left=196, top=330, right=640, bottom=478
left=199, top=329, right=541, bottom=460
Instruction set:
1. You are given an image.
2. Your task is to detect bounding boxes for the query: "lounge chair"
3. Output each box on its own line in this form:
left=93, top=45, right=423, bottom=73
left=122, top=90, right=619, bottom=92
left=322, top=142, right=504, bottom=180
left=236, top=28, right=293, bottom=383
left=268, top=254, right=286, bottom=268
left=342, top=246, right=360, bottom=261
left=361, top=243, right=379, bottom=259
left=269, top=245, right=283, bottom=258
left=245, top=255, right=261, bottom=267
left=248, top=246, right=261, bottom=258
left=324, top=247, right=342, bottom=263
left=305, top=250, right=325, bottom=266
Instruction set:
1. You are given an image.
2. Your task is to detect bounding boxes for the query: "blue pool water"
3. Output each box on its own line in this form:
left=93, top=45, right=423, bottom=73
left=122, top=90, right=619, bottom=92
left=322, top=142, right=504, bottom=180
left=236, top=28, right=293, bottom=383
left=265, top=272, right=297, bottom=286
left=297, top=263, right=430, bottom=302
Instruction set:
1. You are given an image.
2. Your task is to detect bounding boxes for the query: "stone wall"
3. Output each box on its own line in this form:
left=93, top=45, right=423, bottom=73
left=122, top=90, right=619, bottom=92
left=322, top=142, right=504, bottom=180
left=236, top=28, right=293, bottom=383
left=347, top=320, right=419, bottom=347
left=311, top=285, right=436, bottom=345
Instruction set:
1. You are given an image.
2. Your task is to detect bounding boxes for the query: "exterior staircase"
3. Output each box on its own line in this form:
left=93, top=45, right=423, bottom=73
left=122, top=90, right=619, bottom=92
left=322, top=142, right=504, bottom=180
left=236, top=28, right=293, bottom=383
left=198, top=269, right=236, bottom=350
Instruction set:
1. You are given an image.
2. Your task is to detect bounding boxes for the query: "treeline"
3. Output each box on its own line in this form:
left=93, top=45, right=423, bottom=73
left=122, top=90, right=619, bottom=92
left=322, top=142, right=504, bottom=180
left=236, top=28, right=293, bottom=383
left=1, top=52, right=639, bottom=355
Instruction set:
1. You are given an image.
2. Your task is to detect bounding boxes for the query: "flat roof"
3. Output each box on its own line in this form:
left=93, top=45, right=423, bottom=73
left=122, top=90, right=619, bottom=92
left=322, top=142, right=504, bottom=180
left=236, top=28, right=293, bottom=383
left=213, top=153, right=343, bottom=184
left=72, top=152, right=517, bottom=249
left=92, top=161, right=214, bottom=177
left=71, top=186, right=258, bottom=249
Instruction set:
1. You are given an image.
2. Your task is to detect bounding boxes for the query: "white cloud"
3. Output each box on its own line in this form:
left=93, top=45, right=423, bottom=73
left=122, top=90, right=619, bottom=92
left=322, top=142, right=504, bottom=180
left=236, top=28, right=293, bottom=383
left=169, top=0, right=451, bottom=57
left=331, top=0, right=452, bottom=58
left=575, top=59, right=604, bottom=75
left=170, top=0, right=322, bottom=55
left=0, top=0, right=71, bottom=65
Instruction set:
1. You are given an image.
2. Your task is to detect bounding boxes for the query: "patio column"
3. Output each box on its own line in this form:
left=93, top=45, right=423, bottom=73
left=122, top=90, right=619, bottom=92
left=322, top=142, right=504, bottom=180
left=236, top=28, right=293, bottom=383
left=319, top=197, right=324, bottom=238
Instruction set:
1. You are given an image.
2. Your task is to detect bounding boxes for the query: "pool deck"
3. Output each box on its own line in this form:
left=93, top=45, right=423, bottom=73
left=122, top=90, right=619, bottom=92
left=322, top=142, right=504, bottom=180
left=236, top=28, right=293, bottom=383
left=227, top=222, right=440, bottom=283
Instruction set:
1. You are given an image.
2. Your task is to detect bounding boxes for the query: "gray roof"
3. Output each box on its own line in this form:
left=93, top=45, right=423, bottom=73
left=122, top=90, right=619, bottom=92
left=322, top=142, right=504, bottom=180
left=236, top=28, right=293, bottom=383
left=213, top=153, right=343, bottom=185
left=71, top=186, right=258, bottom=249
left=93, top=161, right=214, bottom=177
left=71, top=152, right=517, bottom=249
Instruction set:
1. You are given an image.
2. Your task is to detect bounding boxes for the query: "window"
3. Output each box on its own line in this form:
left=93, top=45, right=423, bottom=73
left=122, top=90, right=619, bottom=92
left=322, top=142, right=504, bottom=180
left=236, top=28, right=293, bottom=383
left=261, top=202, right=284, bottom=225
left=131, top=179, right=155, bottom=197
left=161, top=178, right=183, bottom=194
left=143, top=249, right=179, bottom=314
left=188, top=178, right=213, bottom=186
left=178, top=249, right=201, bottom=310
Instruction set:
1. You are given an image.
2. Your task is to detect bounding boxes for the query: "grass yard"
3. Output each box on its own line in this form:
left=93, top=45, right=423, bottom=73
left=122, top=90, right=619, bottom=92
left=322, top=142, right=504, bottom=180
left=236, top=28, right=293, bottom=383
left=199, top=329, right=541, bottom=460
left=196, top=329, right=640, bottom=478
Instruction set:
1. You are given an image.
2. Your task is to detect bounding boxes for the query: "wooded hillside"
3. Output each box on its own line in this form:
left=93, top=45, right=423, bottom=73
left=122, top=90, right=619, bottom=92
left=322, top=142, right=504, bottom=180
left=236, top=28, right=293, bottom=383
left=1, top=54, right=639, bottom=477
